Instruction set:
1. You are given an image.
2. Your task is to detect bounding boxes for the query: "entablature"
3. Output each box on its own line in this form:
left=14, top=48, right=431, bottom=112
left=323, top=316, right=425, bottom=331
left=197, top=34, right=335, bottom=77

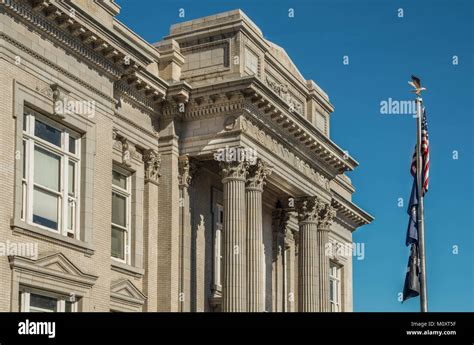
left=178, top=77, right=357, bottom=180
left=242, top=77, right=357, bottom=174
left=184, top=77, right=356, bottom=174
left=331, top=192, right=374, bottom=231
left=1, top=0, right=172, bottom=111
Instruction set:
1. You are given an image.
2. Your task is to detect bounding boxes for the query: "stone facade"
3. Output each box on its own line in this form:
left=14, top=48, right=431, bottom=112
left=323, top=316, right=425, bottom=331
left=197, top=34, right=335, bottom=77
left=0, top=1, right=373, bottom=312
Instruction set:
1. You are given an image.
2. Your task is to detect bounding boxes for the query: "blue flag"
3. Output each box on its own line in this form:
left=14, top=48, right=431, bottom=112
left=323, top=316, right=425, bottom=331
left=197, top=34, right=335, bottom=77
left=403, top=180, right=421, bottom=301
left=406, top=180, right=419, bottom=246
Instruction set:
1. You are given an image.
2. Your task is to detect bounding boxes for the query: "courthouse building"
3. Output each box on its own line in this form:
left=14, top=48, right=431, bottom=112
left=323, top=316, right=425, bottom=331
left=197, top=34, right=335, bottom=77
left=0, top=0, right=373, bottom=312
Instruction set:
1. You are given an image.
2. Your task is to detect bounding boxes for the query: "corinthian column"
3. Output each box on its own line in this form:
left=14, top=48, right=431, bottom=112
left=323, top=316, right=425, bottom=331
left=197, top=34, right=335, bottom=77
left=295, top=197, right=324, bottom=312
left=221, top=160, right=249, bottom=312
left=246, top=160, right=272, bottom=312
left=318, top=203, right=336, bottom=312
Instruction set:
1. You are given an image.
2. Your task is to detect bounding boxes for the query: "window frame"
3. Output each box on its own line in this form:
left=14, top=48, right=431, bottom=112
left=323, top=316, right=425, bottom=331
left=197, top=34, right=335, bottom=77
left=20, top=288, right=79, bottom=313
left=22, top=111, right=81, bottom=239
left=329, top=261, right=342, bottom=312
left=111, top=166, right=132, bottom=264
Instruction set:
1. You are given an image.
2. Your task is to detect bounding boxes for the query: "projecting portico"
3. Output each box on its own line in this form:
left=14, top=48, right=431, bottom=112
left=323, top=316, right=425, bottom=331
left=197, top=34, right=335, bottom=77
left=157, top=71, right=372, bottom=312
left=151, top=10, right=373, bottom=312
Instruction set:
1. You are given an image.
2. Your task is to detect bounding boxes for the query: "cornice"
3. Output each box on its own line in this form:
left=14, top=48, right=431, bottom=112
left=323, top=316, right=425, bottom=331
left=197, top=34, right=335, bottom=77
left=241, top=77, right=358, bottom=173
left=184, top=94, right=244, bottom=121
left=181, top=77, right=355, bottom=174
left=331, top=192, right=374, bottom=228
left=2, top=0, right=172, bottom=108
left=240, top=112, right=332, bottom=195
left=94, top=0, right=120, bottom=17
left=113, top=111, right=158, bottom=139
left=1, top=0, right=122, bottom=78
left=332, top=174, right=356, bottom=196
left=120, top=70, right=167, bottom=103
left=0, top=32, right=116, bottom=104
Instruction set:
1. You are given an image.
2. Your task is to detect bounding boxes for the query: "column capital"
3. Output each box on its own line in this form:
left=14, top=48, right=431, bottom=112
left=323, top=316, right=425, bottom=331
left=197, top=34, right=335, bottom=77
left=220, top=160, right=249, bottom=182
left=318, top=204, right=337, bottom=230
left=295, top=196, right=325, bottom=223
left=143, top=149, right=161, bottom=184
left=178, top=154, right=199, bottom=187
left=246, top=160, right=272, bottom=191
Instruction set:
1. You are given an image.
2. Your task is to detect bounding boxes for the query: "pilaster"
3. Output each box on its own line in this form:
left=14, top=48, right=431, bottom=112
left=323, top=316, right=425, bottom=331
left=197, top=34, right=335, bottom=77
left=178, top=154, right=198, bottom=312
left=142, top=149, right=160, bottom=311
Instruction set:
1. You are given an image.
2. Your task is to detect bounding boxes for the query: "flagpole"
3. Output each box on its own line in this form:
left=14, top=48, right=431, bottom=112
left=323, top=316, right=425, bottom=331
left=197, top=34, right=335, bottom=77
left=415, top=96, right=428, bottom=312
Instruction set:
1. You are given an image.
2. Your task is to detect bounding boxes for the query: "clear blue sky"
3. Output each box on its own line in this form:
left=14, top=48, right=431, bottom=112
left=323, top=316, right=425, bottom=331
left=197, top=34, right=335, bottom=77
left=116, top=0, right=474, bottom=312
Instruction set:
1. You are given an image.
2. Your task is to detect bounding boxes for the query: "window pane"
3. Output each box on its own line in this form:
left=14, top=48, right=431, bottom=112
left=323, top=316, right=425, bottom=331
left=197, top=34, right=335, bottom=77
left=112, top=170, right=127, bottom=189
left=329, top=280, right=334, bottom=301
left=30, top=294, right=57, bottom=312
left=33, top=187, right=59, bottom=230
left=22, top=140, right=26, bottom=179
left=35, top=119, right=61, bottom=147
left=67, top=199, right=75, bottom=231
left=34, top=146, right=60, bottom=191
left=23, top=113, right=28, bottom=132
left=112, top=192, right=126, bottom=227
left=65, top=301, right=73, bottom=312
left=69, top=136, right=76, bottom=154
left=111, top=227, right=125, bottom=260
left=68, top=162, right=75, bottom=196
left=21, top=182, right=27, bottom=220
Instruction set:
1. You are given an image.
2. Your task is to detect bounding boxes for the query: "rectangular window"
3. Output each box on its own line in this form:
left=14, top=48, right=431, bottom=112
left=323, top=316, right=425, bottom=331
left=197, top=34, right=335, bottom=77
left=111, top=168, right=131, bottom=263
left=329, top=262, right=342, bottom=312
left=213, top=203, right=224, bottom=291
left=22, top=110, right=81, bottom=238
left=20, top=290, right=78, bottom=312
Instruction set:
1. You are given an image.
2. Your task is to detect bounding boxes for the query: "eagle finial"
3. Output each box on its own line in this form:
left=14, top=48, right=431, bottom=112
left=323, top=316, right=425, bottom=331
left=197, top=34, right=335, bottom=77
left=408, top=75, right=427, bottom=96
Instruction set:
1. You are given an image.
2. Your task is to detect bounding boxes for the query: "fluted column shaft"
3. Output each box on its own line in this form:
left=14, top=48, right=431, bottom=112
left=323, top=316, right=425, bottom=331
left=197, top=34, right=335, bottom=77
left=246, top=186, right=263, bottom=311
left=296, top=197, right=324, bottom=312
left=246, top=160, right=271, bottom=312
left=298, top=219, right=319, bottom=312
left=318, top=205, right=336, bottom=312
left=221, top=161, right=248, bottom=312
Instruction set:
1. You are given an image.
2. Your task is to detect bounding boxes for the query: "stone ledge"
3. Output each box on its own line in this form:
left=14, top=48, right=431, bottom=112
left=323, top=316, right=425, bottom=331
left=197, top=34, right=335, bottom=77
left=10, top=218, right=95, bottom=256
left=111, top=259, right=145, bottom=278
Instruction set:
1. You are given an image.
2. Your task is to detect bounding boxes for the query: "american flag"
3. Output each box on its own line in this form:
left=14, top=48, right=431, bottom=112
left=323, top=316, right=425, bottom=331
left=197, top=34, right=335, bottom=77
left=410, top=108, right=430, bottom=195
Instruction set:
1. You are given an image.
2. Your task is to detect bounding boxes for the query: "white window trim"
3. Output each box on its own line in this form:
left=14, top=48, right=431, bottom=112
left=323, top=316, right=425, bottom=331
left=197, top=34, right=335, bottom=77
left=22, top=111, right=81, bottom=239
left=213, top=203, right=223, bottom=292
left=20, top=288, right=78, bottom=313
left=111, top=166, right=132, bottom=265
left=329, top=262, right=342, bottom=312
